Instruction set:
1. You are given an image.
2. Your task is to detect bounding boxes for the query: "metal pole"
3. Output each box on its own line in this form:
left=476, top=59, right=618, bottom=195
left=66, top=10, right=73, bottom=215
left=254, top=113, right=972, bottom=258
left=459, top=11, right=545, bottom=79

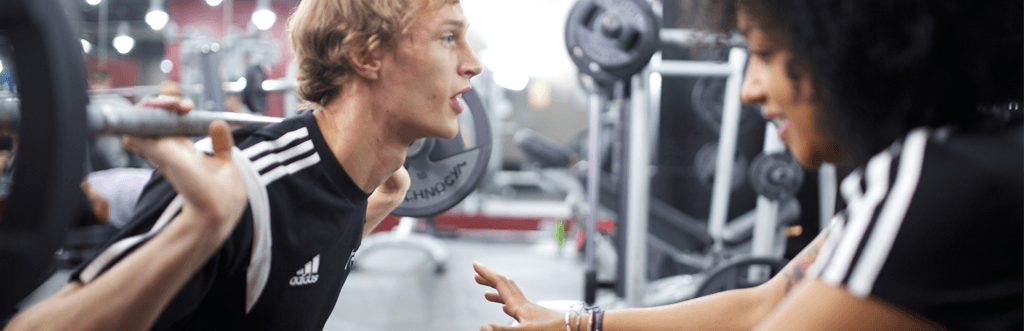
left=223, top=0, right=234, bottom=38
left=614, top=80, right=630, bottom=299
left=88, top=78, right=297, bottom=96
left=751, top=124, right=784, bottom=257
left=648, top=60, right=732, bottom=77
left=98, top=0, right=108, bottom=68
left=707, top=48, right=748, bottom=253
left=646, top=59, right=663, bottom=165
left=584, top=89, right=604, bottom=305
left=624, top=73, right=651, bottom=308
left=0, top=95, right=282, bottom=137
left=197, top=44, right=226, bottom=112
left=818, top=163, right=838, bottom=230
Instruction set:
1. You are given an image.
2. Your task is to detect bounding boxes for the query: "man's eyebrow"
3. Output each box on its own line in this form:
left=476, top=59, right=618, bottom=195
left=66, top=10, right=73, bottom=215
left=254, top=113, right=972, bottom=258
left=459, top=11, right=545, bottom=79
left=440, top=19, right=468, bottom=29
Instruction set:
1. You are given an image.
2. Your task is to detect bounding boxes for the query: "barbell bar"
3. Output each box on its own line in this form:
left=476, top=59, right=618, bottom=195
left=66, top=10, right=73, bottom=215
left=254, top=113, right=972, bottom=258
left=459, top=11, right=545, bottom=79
left=87, top=78, right=298, bottom=97
left=0, top=93, right=282, bottom=137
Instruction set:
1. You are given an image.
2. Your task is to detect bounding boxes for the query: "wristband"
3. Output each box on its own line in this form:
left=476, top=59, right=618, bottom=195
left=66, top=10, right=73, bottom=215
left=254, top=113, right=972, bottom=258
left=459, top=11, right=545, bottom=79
left=595, top=310, right=604, bottom=331
left=565, top=311, right=572, bottom=331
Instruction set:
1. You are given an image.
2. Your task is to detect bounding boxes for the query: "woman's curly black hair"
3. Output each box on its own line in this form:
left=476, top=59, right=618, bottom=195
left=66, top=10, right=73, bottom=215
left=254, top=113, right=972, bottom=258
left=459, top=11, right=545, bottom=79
left=705, top=0, right=1023, bottom=163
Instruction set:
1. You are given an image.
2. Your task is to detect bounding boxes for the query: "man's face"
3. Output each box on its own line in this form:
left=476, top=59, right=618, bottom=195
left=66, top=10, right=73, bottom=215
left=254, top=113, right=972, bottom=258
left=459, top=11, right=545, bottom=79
left=737, top=9, right=842, bottom=168
left=377, top=0, right=482, bottom=141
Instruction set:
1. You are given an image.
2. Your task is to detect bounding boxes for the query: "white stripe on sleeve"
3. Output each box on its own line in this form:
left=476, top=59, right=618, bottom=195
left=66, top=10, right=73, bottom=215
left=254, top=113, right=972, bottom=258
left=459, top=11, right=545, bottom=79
left=260, top=152, right=322, bottom=186
left=80, top=195, right=184, bottom=283
left=241, top=127, right=310, bottom=160
left=846, top=128, right=929, bottom=297
left=808, top=213, right=846, bottom=278
left=250, top=140, right=315, bottom=173
left=821, top=151, right=894, bottom=285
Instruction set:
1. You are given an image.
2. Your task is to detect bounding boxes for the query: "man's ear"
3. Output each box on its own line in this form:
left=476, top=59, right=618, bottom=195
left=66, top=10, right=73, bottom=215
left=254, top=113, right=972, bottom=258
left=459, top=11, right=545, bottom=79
left=347, top=51, right=381, bottom=80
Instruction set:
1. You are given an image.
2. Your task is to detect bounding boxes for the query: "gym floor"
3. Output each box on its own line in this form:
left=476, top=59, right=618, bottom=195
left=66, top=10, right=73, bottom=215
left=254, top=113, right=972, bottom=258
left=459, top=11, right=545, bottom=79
left=22, top=228, right=586, bottom=331
left=326, top=233, right=584, bottom=330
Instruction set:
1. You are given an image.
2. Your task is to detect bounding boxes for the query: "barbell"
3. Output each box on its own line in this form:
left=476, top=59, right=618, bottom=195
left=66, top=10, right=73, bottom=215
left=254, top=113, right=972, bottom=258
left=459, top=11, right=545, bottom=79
left=0, top=0, right=491, bottom=316
left=0, top=92, right=492, bottom=214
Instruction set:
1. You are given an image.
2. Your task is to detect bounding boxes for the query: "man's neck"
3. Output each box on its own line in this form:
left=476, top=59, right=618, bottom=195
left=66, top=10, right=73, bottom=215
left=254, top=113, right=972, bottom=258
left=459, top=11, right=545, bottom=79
left=312, top=83, right=409, bottom=194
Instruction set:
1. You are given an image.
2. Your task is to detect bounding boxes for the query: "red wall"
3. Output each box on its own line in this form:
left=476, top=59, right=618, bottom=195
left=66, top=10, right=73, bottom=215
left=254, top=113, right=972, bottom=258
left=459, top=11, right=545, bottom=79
left=166, top=0, right=296, bottom=117
left=87, top=58, right=138, bottom=90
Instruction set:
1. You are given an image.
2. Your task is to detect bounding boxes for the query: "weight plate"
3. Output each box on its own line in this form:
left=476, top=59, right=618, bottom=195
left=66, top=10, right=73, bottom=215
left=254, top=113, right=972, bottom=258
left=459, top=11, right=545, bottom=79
left=691, top=76, right=760, bottom=132
left=242, top=65, right=268, bottom=115
left=748, top=152, right=804, bottom=201
left=565, top=0, right=660, bottom=84
left=392, top=88, right=491, bottom=217
left=693, top=142, right=747, bottom=192
left=0, top=0, right=88, bottom=316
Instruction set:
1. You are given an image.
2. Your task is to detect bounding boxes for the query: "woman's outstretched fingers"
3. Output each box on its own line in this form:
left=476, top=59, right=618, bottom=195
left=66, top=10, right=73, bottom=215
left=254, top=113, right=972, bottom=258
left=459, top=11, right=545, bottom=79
left=481, top=323, right=517, bottom=331
left=476, top=274, right=496, bottom=287
left=484, top=292, right=502, bottom=303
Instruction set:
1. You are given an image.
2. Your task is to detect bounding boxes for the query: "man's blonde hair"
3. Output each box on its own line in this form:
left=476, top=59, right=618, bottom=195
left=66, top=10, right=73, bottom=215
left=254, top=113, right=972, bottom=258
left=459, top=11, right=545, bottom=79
left=288, top=0, right=456, bottom=108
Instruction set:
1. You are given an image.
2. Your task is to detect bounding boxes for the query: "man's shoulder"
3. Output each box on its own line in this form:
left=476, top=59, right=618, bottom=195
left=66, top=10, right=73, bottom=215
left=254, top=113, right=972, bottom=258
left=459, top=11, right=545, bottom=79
left=232, top=113, right=314, bottom=149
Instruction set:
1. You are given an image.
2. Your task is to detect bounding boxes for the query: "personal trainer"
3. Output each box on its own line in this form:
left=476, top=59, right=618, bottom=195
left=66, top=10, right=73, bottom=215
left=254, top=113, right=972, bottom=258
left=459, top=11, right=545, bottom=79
left=5, top=0, right=481, bottom=329
left=474, top=0, right=1023, bottom=330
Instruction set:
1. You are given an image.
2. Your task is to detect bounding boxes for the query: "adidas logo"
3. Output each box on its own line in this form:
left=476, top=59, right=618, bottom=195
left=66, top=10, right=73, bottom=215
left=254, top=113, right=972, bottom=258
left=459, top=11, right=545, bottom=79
left=289, top=255, right=320, bottom=286
left=346, top=248, right=357, bottom=270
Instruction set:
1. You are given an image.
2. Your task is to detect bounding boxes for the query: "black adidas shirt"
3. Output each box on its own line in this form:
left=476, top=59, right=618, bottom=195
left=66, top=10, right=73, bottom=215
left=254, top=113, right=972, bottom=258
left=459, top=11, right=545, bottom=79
left=71, top=112, right=370, bottom=330
left=810, top=124, right=1023, bottom=330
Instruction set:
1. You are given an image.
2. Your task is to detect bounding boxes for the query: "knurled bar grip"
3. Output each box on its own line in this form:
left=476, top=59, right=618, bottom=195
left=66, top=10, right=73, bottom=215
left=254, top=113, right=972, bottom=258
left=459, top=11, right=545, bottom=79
left=0, top=96, right=282, bottom=137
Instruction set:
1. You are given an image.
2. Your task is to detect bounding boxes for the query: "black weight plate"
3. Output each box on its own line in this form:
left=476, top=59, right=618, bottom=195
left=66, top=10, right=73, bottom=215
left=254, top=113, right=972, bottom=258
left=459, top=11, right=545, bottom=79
left=392, top=88, right=491, bottom=217
left=690, top=76, right=760, bottom=132
left=693, top=142, right=748, bottom=192
left=242, top=65, right=268, bottom=115
left=565, top=0, right=659, bottom=84
left=748, top=152, right=804, bottom=201
left=0, top=0, right=88, bottom=317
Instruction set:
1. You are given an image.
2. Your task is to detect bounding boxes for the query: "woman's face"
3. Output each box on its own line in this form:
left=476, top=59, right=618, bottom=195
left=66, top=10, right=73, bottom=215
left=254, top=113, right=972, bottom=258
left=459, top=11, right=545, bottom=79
left=737, top=9, right=844, bottom=168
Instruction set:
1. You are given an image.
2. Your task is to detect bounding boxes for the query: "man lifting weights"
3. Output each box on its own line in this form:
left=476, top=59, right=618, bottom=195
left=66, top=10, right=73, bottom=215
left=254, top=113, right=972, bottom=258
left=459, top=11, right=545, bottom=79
left=6, top=0, right=481, bottom=329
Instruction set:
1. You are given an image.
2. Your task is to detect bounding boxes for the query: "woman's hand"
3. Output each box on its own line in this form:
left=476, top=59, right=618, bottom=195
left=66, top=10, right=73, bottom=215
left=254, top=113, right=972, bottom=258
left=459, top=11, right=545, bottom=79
left=474, top=262, right=564, bottom=331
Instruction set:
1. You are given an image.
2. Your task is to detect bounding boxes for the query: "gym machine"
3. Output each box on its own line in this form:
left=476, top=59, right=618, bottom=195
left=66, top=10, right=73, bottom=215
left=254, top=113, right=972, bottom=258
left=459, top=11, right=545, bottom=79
left=560, top=0, right=806, bottom=308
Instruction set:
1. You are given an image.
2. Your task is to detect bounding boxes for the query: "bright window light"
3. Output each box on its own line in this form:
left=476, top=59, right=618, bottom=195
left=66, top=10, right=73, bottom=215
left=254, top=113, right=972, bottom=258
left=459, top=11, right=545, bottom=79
left=461, top=0, right=576, bottom=79
left=0, top=59, right=4, bottom=73
left=252, top=9, right=276, bottom=31
left=81, top=39, right=92, bottom=54
left=206, top=0, right=223, bottom=6
left=493, top=71, right=528, bottom=91
left=86, top=0, right=102, bottom=5
left=145, top=10, right=169, bottom=30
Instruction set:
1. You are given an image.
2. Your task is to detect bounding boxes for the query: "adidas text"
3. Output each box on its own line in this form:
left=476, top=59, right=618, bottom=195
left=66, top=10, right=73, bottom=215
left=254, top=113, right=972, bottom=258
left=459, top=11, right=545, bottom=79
left=290, top=254, right=320, bottom=287
left=289, top=274, right=319, bottom=286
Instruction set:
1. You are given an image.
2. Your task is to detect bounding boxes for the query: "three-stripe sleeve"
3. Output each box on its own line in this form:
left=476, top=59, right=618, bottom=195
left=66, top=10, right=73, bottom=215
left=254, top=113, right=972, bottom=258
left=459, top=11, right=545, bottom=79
left=815, top=128, right=930, bottom=298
